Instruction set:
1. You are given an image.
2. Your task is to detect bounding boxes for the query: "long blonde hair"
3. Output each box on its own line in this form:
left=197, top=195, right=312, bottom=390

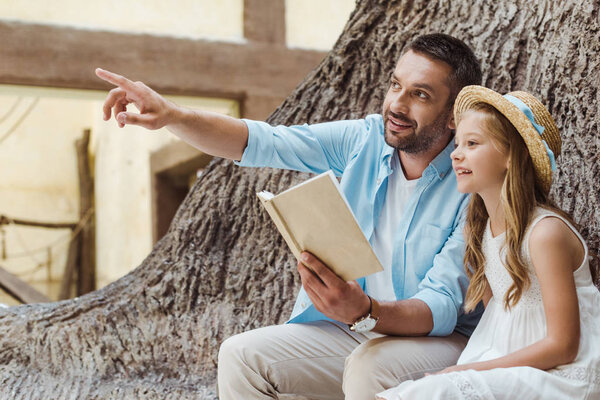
left=460, top=104, right=570, bottom=312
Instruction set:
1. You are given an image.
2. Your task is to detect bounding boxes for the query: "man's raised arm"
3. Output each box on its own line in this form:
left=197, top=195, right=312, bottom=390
left=95, top=68, right=249, bottom=161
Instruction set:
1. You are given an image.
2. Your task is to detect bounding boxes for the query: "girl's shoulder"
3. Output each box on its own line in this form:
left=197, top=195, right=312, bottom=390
left=528, top=209, right=586, bottom=272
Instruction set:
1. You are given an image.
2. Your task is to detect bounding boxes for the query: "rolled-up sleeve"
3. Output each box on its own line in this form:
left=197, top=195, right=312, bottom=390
left=235, top=117, right=374, bottom=176
left=411, top=197, right=470, bottom=336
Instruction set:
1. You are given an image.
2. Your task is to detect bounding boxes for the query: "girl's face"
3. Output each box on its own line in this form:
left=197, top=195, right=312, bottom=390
left=451, top=111, right=509, bottom=195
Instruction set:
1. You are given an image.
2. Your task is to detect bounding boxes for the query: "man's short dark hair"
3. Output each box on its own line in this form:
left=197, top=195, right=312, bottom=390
left=405, top=33, right=482, bottom=103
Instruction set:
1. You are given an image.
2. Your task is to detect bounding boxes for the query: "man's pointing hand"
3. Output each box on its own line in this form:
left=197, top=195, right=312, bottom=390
left=95, top=68, right=174, bottom=130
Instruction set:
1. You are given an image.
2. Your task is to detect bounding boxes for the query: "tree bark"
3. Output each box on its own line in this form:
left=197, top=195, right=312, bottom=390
left=1, top=1, right=598, bottom=398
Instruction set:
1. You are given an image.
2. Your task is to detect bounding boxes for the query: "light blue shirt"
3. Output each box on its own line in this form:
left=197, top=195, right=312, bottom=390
left=236, top=114, right=481, bottom=336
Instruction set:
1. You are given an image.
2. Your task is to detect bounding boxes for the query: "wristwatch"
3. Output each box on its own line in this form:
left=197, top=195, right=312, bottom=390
left=349, top=296, right=380, bottom=332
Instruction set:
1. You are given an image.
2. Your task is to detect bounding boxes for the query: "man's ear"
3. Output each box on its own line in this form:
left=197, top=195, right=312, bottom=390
left=447, top=114, right=456, bottom=130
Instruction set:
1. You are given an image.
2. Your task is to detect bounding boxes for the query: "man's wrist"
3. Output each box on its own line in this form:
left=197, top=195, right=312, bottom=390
left=166, top=102, right=189, bottom=128
left=349, top=295, right=380, bottom=332
left=352, top=293, right=372, bottom=323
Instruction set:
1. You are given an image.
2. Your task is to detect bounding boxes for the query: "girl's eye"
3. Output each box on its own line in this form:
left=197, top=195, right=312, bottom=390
left=467, top=140, right=477, bottom=146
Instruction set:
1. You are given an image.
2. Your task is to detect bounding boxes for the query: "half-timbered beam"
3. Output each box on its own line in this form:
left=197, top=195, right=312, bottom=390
left=0, top=20, right=326, bottom=119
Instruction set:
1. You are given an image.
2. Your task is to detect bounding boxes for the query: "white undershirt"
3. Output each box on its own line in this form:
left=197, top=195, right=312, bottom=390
left=366, top=152, right=418, bottom=301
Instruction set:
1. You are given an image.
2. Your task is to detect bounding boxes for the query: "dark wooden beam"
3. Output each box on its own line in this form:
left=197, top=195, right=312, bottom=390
left=244, top=0, right=286, bottom=44
left=75, top=130, right=95, bottom=295
left=0, top=215, right=76, bottom=230
left=0, top=265, right=51, bottom=304
left=0, top=21, right=326, bottom=119
left=58, top=233, right=80, bottom=300
left=241, top=93, right=293, bottom=121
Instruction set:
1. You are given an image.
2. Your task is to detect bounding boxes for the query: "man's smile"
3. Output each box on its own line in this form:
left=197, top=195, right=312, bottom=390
left=386, top=112, right=415, bottom=133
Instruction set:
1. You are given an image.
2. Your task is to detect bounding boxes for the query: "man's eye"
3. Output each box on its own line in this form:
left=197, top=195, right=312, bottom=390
left=391, top=82, right=400, bottom=89
left=415, top=91, right=428, bottom=99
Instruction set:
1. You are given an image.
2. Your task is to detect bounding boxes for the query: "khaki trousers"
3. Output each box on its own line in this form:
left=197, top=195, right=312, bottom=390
left=217, top=320, right=468, bottom=400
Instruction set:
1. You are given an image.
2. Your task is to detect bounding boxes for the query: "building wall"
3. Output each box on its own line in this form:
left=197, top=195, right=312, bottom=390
left=0, top=0, right=245, bottom=41
left=0, top=0, right=355, bottom=305
left=0, top=86, right=237, bottom=305
left=0, top=90, right=88, bottom=305
left=286, top=0, right=356, bottom=50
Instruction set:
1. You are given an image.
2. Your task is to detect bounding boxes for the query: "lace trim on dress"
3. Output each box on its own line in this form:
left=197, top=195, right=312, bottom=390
left=446, top=372, right=481, bottom=399
left=551, top=366, right=600, bottom=385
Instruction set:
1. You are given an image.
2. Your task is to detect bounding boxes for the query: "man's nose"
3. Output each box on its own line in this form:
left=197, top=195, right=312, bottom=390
left=389, top=91, right=409, bottom=114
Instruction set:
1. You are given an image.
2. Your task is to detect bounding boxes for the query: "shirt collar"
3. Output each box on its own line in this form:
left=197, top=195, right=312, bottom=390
left=381, top=140, right=396, bottom=171
left=428, top=138, right=455, bottom=180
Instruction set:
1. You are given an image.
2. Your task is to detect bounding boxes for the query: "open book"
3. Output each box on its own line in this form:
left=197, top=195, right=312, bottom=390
left=257, top=171, right=383, bottom=281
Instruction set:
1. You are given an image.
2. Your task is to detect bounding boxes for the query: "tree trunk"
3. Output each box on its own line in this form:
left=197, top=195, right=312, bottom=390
left=1, top=1, right=598, bottom=398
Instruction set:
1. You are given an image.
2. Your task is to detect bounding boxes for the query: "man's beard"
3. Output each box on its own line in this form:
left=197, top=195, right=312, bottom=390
left=383, top=108, right=451, bottom=154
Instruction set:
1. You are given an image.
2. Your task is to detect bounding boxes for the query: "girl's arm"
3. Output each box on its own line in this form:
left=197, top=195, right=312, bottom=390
left=439, top=216, right=584, bottom=374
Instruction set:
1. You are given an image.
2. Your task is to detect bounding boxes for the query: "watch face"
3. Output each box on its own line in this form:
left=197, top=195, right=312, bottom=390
left=353, top=317, right=377, bottom=332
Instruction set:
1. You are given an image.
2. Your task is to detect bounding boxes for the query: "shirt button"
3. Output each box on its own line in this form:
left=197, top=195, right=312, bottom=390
left=301, top=302, right=307, bottom=308
left=377, top=179, right=381, bottom=185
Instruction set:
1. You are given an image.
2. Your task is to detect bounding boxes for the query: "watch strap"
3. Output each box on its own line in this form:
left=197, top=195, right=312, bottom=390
left=369, top=296, right=380, bottom=320
left=349, top=295, right=380, bottom=331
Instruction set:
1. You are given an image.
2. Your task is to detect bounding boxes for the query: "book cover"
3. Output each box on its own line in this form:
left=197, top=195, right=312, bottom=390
left=257, top=171, right=383, bottom=281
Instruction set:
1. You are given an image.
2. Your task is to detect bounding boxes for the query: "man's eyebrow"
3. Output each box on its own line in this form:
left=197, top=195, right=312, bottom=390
left=413, top=83, right=435, bottom=93
left=390, top=74, right=436, bottom=93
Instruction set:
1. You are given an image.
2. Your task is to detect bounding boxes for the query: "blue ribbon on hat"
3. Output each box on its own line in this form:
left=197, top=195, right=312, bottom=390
left=503, top=94, right=556, bottom=171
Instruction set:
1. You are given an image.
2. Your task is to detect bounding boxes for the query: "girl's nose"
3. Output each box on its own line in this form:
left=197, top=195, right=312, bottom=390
left=451, top=146, right=462, bottom=160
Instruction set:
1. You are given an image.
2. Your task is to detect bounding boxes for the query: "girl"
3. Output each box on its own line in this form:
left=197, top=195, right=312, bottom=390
left=376, top=86, right=600, bottom=399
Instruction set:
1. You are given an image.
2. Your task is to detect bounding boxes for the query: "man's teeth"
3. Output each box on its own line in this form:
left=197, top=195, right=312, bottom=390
left=391, top=119, right=410, bottom=127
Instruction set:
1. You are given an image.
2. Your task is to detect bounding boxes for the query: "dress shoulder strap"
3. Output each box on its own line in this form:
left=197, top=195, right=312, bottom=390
left=524, top=207, right=588, bottom=268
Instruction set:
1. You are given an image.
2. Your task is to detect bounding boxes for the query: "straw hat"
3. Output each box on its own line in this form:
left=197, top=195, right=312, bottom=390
left=454, top=85, right=561, bottom=194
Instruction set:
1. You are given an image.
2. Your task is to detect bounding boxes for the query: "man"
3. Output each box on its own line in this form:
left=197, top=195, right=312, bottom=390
left=96, top=33, right=482, bottom=399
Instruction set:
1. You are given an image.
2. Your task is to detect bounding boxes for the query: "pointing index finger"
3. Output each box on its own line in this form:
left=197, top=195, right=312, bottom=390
left=95, top=68, right=136, bottom=90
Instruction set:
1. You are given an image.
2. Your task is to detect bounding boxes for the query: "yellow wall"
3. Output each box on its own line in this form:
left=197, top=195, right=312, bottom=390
left=286, top=0, right=356, bottom=50
left=0, top=90, right=90, bottom=305
left=0, top=0, right=244, bottom=41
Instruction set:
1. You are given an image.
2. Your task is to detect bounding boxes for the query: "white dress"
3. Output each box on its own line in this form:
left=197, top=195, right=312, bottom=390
left=377, top=208, right=600, bottom=399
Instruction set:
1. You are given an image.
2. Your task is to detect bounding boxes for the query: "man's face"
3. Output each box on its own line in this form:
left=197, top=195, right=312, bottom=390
left=382, top=50, right=455, bottom=154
